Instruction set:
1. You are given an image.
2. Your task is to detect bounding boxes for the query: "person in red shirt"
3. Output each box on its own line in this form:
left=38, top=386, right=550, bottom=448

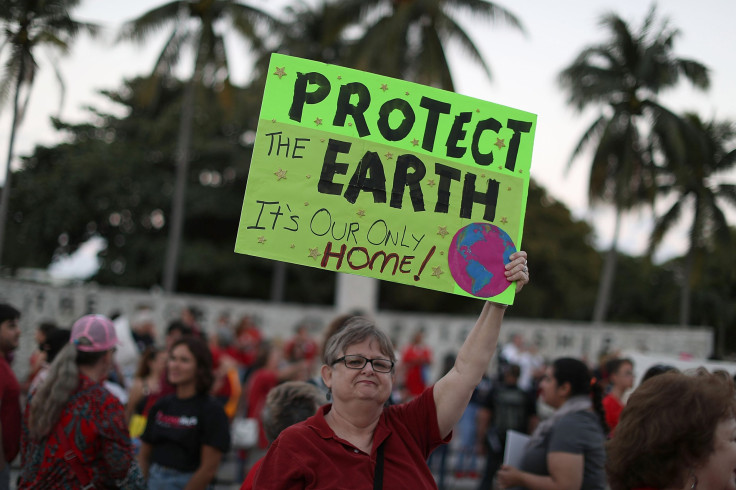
left=19, top=314, right=144, bottom=488
left=240, top=381, right=325, bottom=490
left=246, top=341, right=307, bottom=449
left=602, top=357, right=634, bottom=434
left=253, top=251, right=530, bottom=489
left=0, top=304, right=21, bottom=490
left=400, top=330, right=433, bottom=399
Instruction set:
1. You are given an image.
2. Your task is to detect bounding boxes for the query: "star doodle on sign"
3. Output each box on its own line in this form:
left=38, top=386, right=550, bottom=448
left=495, top=138, right=506, bottom=150
left=518, top=169, right=524, bottom=174
left=320, top=138, right=325, bottom=142
left=357, top=209, right=366, bottom=218
left=337, top=75, right=342, bottom=80
left=274, top=169, right=287, bottom=181
left=431, top=266, right=444, bottom=278
left=290, top=244, right=295, bottom=249
left=257, top=236, right=267, bottom=244
left=427, top=179, right=436, bottom=187
left=273, top=67, right=287, bottom=79
left=498, top=166, right=503, bottom=171
left=500, top=217, right=508, bottom=224
left=385, top=152, right=393, bottom=160
left=439, top=251, right=444, bottom=256
left=271, top=118, right=276, bottom=123
left=437, top=226, right=449, bottom=239
left=411, top=138, right=419, bottom=146
left=314, top=117, right=323, bottom=126
left=308, top=247, right=321, bottom=260
left=476, top=108, right=480, bottom=113
left=380, top=83, right=388, bottom=92
left=481, top=174, right=486, bottom=179
left=306, top=174, right=311, bottom=179
left=507, top=186, right=512, bottom=191
left=348, top=122, right=353, bottom=126
left=304, top=202, right=309, bottom=206
left=405, top=91, right=410, bottom=96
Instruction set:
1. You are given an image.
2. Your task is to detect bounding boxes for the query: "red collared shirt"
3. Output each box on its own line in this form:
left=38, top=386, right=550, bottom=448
left=253, top=385, right=449, bottom=489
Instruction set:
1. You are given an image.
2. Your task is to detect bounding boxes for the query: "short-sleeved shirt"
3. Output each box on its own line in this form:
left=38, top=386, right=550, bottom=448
left=19, top=374, right=138, bottom=489
left=0, top=356, right=21, bottom=463
left=141, top=393, right=231, bottom=472
left=520, top=411, right=606, bottom=490
left=602, top=394, right=624, bottom=433
left=253, top=385, right=449, bottom=489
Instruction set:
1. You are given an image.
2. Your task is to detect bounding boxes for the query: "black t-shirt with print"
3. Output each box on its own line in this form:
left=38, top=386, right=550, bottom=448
left=141, top=393, right=231, bottom=472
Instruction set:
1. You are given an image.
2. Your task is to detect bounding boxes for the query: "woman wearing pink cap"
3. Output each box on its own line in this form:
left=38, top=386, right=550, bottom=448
left=19, top=314, right=145, bottom=489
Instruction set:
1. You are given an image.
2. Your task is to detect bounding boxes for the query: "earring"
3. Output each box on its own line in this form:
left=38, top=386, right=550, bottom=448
left=326, top=388, right=332, bottom=401
left=690, top=472, right=698, bottom=490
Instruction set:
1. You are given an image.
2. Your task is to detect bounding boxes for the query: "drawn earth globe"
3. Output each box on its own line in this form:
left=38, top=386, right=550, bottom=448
left=448, top=222, right=517, bottom=298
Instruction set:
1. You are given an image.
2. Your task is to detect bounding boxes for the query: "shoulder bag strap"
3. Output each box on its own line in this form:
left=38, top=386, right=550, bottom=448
left=373, top=441, right=385, bottom=490
left=56, top=426, right=95, bottom=490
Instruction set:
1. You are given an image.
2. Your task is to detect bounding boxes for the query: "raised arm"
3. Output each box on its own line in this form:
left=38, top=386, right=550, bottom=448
left=433, top=251, right=528, bottom=438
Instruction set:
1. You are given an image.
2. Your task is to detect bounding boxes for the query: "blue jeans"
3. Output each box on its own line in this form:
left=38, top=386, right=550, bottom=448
left=148, top=463, right=195, bottom=490
left=0, top=464, right=9, bottom=490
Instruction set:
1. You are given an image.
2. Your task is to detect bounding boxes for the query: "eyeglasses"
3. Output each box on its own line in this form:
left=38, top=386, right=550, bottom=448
left=333, top=354, right=394, bottom=373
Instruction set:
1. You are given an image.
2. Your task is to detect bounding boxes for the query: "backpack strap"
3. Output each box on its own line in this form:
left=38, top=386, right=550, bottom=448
left=373, top=441, right=385, bottom=490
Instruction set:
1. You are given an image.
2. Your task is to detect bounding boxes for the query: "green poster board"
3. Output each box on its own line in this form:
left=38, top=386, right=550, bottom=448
left=236, top=53, right=536, bottom=304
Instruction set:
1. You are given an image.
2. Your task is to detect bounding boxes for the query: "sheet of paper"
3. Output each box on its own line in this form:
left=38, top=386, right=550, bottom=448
left=503, top=429, right=530, bottom=466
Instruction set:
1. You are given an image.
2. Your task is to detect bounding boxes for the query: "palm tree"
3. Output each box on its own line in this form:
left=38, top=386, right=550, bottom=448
left=117, top=0, right=280, bottom=292
left=649, top=113, right=736, bottom=325
left=0, top=0, right=98, bottom=267
left=327, top=0, right=524, bottom=90
left=558, top=6, right=710, bottom=323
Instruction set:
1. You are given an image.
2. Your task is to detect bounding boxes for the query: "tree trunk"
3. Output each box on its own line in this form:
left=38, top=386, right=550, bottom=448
left=679, top=243, right=695, bottom=327
left=0, top=57, right=26, bottom=267
left=162, top=75, right=196, bottom=292
left=270, top=262, right=287, bottom=302
left=592, top=209, right=622, bottom=323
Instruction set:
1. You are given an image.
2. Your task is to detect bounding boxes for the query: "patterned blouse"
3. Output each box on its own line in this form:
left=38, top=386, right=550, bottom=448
left=19, top=373, right=144, bottom=489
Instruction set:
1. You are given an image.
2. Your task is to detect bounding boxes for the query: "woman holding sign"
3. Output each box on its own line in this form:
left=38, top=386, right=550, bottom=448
left=252, top=251, right=529, bottom=488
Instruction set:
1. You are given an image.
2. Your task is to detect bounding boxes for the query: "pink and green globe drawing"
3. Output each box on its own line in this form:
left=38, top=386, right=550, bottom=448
left=448, top=223, right=517, bottom=298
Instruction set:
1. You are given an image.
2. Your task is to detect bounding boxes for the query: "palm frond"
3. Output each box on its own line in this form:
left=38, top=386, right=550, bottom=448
left=648, top=198, right=683, bottom=255
left=567, top=114, right=608, bottom=170
left=117, top=1, right=183, bottom=44
left=434, top=10, right=491, bottom=83
left=443, top=0, right=526, bottom=35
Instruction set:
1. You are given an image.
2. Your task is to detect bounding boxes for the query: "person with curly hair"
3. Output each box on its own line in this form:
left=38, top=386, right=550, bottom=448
left=607, top=369, right=736, bottom=490
left=138, top=336, right=231, bottom=489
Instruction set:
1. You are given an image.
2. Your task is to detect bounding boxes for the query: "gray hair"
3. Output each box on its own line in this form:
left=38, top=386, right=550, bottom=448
left=28, top=342, right=109, bottom=439
left=28, top=343, right=80, bottom=439
left=261, top=381, right=326, bottom=442
left=323, top=317, right=395, bottom=366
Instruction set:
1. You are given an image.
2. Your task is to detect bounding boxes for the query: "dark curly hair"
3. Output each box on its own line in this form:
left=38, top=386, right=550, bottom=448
left=607, top=369, right=736, bottom=490
left=170, top=336, right=214, bottom=395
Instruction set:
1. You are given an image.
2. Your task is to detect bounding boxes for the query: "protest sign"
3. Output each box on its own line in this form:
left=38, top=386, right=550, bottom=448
left=235, top=53, right=536, bottom=303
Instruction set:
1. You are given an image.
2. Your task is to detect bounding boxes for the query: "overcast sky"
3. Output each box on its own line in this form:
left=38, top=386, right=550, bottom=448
left=2, top=0, right=735, bottom=267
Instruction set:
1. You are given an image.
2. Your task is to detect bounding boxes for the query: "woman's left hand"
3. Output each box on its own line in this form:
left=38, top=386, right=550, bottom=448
left=505, top=251, right=529, bottom=293
left=497, top=464, right=523, bottom=488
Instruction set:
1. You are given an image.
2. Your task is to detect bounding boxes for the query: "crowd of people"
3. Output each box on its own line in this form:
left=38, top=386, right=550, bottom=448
left=1, top=252, right=736, bottom=490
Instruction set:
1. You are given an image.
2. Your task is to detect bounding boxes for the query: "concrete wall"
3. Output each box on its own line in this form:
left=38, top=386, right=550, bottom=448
left=1, top=277, right=714, bottom=383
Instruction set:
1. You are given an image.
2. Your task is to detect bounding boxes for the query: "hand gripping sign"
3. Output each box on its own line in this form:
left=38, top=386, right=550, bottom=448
left=235, top=54, right=536, bottom=305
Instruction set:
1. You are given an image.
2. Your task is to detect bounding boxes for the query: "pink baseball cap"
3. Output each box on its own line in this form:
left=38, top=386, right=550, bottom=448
left=70, top=314, right=118, bottom=352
